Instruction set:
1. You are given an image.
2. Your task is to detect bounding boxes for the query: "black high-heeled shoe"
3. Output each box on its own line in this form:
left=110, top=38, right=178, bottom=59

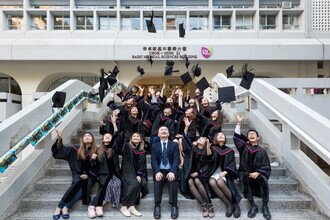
left=52, top=211, right=61, bottom=220
left=225, top=205, right=234, bottom=217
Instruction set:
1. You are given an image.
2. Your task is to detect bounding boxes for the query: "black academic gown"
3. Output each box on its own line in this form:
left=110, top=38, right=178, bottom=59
left=151, top=114, right=175, bottom=140
left=208, top=144, right=242, bottom=204
left=52, top=139, right=96, bottom=205
left=119, top=116, right=145, bottom=143
left=201, top=119, right=223, bottom=139
left=233, top=132, right=271, bottom=197
left=116, top=143, right=149, bottom=206
left=179, top=134, right=213, bottom=199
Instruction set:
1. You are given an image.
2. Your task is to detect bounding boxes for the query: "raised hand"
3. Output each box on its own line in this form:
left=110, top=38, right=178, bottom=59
left=235, top=114, right=244, bottom=125
left=183, top=117, right=191, bottom=127
left=55, top=128, right=62, bottom=139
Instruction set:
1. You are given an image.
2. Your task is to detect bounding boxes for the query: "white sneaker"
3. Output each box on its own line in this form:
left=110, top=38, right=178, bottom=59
left=128, top=206, right=142, bottom=217
left=87, top=206, right=96, bottom=219
left=120, top=206, right=131, bottom=217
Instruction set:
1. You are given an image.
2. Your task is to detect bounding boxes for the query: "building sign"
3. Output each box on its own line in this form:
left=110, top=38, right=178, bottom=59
left=131, top=46, right=198, bottom=60
left=201, top=47, right=213, bottom=58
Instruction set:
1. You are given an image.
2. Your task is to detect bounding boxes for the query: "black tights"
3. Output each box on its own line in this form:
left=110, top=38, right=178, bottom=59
left=188, top=178, right=211, bottom=205
left=209, top=178, right=233, bottom=209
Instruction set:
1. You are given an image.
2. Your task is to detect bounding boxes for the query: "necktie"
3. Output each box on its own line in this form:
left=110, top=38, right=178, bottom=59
left=162, top=142, right=168, bottom=166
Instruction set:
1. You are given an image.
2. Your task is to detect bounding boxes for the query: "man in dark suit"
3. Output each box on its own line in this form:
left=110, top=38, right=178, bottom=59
left=151, top=126, right=179, bottom=219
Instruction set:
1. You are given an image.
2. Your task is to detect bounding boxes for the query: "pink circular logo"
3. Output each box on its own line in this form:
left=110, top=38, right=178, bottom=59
left=201, top=47, right=212, bottom=58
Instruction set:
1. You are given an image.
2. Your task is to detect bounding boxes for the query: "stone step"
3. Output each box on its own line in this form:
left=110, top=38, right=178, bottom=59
left=11, top=209, right=328, bottom=220
left=82, top=122, right=249, bottom=131
left=52, top=150, right=278, bottom=167
left=47, top=162, right=285, bottom=177
left=19, top=191, right=313, bottom=213
left=35, top=175, right=297, bottom=193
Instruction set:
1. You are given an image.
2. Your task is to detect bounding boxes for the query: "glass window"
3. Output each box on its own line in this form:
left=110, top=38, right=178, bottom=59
left=7, top=16, right=24, bottom=30
left=189, top=15, right=208, bottom=31
left=76, top=16, right=93, bottom=30
left=31, top=15, right=47, bottom=30
left=0, top=77, right=10, bottom=93
left=283, top=15, right=299, bottom=29
left=166, top=14, right=185, bottom=30
left=213, top=15, right=231, bottom=30
left=236, top=15, right=253, bottom=30
left=260, top=15, right=276, bottom=29
left=10, top=78, right=22, bottom=95
left=121, top=15, right=140, bottom=31
left=54, top=16, right=70, bottom=30
left=99, top=16, right=117, bottom=30
left=143, top=16, right=163, bottom=31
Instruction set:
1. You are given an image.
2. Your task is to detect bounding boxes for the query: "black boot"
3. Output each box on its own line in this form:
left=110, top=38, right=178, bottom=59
left=262, top=204, right=271, bottom=220
left=233, top=204, right=241, bottom=218
left=247, top=204, right=258, bottom=218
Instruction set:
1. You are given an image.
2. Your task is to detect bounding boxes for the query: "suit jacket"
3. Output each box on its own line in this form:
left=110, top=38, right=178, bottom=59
left=151, top=140, right=179, bottom=176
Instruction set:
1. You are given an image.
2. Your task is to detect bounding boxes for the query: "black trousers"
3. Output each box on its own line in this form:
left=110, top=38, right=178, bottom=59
left=154, top=170, right=178, bottom=207
left=90, top=176, right=111, bottom=206
left=240, top=174, right=269, bottom=205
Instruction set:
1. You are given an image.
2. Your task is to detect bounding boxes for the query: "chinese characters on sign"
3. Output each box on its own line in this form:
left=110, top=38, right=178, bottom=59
left=131, top=46, right=198, bottom=60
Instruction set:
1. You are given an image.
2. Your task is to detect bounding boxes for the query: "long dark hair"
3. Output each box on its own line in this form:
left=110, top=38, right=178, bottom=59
left=77, top=132, right=97, bottom=160
left=98, top=133, right=113, bottom=160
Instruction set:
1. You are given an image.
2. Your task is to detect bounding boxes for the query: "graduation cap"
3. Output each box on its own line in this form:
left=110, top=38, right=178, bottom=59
left=166, top=60, right=175, bottom=66
left=196, top=77, right=210, bottom=92
left=164, top=65, right=173, bottom=76
left=192, top=63, right=202, bottom=78
left=147, top=55, right=153, bottom=66
left=218, top=86, right=236, bottom=103
left=112, top=65, right=120, bottom=77
left=146, top=10, right=156, bottom=33
left=179, top=23, right=185, bottom=38
left=107, top=75, right=117, bottom=86
left=240, top=71, right=255, bottom=90
left=180, top=72, right=193, bottom=85
left=226, top=65, right=234, bottom=78
left=137, top=66, right=145, bottom=77
left=52, top=91, right=66, bottom=108
left=184, top=54, right=190, bottom=69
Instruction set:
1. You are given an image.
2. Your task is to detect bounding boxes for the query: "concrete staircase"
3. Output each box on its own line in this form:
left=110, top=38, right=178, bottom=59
left=9, top=122, right=328, bottom=220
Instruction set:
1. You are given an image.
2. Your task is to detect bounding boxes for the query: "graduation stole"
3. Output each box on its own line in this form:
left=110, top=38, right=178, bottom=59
left=131, top=148, right=145, bottom=155
left=245, top=143, right=263, bottom=154
left=212, top=146, right=234, bottom=156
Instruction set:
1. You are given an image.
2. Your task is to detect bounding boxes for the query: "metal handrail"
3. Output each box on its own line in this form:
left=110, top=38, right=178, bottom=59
left=0, top=82, right=118, bottom=173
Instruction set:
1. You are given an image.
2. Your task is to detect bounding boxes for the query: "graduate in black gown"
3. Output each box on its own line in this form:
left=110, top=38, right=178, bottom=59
left=52, top=129, right=97, bottom=220
left=87, top=132, right=121, bottom=218
left=233, top=115, right=271, bottom=220
left=151, top=107, right=175, bottom=142
left=115, top=132, right=149, bottom=217
left=208, top=132, right=241, bottom=218
left=180, top=117, right=215, bottom=218
left=201, top=110, right=224, bottom=139
left=99, top=68, right=109, bottom=102
left=119, top=106, right=145, bottom=143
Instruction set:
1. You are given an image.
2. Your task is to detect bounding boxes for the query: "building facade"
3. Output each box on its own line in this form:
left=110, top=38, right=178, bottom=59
left=0, top=0, right=330, bottom=119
